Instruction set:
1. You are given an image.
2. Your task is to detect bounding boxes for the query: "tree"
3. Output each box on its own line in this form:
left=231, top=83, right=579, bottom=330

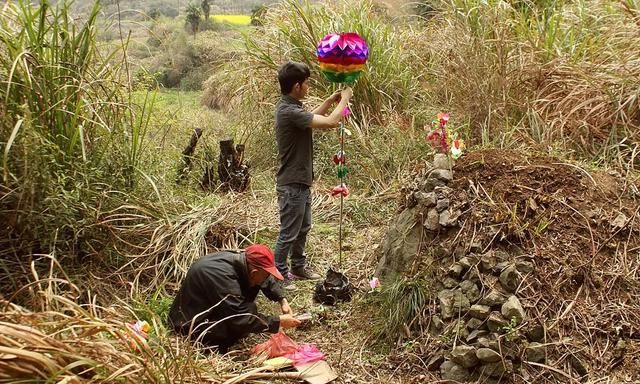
left=185, top=4, right=201, bottom=36
left=201, top=0, right=210, bottom=20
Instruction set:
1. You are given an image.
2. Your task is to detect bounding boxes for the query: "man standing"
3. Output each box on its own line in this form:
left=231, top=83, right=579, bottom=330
left=274, top=61, right=353, bottom=290
left=168, top=244, right=300, bottom=352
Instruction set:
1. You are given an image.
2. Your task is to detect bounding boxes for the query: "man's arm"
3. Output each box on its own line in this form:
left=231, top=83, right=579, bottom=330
left=219, top=296, right=299, bottom=335
left=260, top=277, right=293, bottom=316
left=260, top=276, right=285, bottom=302
left=310, top=87, right=353, bottom=130
left=311, top=90, right=341, bottom=115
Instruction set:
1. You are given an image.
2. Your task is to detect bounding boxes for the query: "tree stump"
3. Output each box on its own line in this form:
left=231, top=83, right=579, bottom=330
left=215, top=138, right=250, bottom=192
left=176, top=128, right=203, bottom=184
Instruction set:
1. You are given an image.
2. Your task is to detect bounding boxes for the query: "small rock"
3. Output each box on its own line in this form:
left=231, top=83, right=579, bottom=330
left=525, top=342, right=546, bottom=363
left=570, top=355, right=588, bottom=377
left=469, top=304, right=491, bottom=319
left=613, top=339, right=627, bottom=360
left=424, top=177, right=446, bottom=192
left=438, top=289, right=471, bottom=320
left=463, top=267, right=481, bottom=282
left=440, top=361, right=470, bottom=382
left=433, top=153, right=451, bottom=170
left=448, top=263, right=464, bottom=278
left=466, top=329, right=488, bottom=342
left=439, top=209, right=461, bottom=227
left=476, top=348, right=502, bottom=363
left=487, top=312, right=508, bottom=332
left=480, top=289, right=508, bottom=307
left=434, top=185, right=453, bottom=197
left=481, top=360, right=513, bottom=378
left=460, top=280, right=481, bottom=303
left=415, top=191, right=437, bottom=207
left=430, top=169, right=453, bottom=182
left=442, top=277, right=459, bottom=289
left=451, top=319, right=470, bottom=339
left=436, top=198, right=450, bottom=212
left=478, top=336, right=499, bottom=350
left=515, top=260, right=534, bottom=274
left=451, top=345, right=479, bottom=368
left=429, top=315, right=444, bottom=335
left=492, top=261, right=510, bottom=274
left=424, top=208, right=440, bottom=231
left=458, top=257, right=473, bottom=270
left=501, top=296, right=526, bottom=324
left=466, top=318, right=484, bottom=330
left=494, top=250, right=510, bottom=261
left=427, top=353, right=444, bottom=371
left=480, top=251, right=498, bottom=272
left=525, top=322, right=545, bottom=342
left=470, top=242, right=483, bottom=253
left=611, top=212, right=628, bottom=230
left=499, top=265, right=521, bottom=293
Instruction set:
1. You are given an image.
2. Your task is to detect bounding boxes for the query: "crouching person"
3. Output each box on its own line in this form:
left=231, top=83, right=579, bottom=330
left=168, top=244, right=300, bottom=353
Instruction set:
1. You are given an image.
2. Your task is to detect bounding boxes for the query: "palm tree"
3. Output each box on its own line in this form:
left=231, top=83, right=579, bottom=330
left=185, top=4, right=201, bottom=36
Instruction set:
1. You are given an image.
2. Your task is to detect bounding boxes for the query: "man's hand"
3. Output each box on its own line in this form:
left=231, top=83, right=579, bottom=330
left=328, top=89, right=342, bottom=104
left=340, top=86, right=353, bottom=101
left=280, top=298, right=292, bottom=315
left=279, top=314, right=301, bottom=329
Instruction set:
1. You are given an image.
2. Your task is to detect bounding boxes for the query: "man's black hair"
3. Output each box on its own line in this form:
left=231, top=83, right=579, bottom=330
left=278, top=61, right=310, bottom=95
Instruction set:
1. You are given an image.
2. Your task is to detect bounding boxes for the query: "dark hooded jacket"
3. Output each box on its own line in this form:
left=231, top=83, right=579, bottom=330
left=168, top=251, right=285, bottom=349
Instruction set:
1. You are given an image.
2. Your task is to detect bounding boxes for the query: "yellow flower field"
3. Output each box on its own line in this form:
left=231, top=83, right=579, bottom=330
left=212, top=14, right=251, bottom=26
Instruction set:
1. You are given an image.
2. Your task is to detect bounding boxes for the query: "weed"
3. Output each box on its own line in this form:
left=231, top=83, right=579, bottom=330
left=373, top=277, right=432, bottom=342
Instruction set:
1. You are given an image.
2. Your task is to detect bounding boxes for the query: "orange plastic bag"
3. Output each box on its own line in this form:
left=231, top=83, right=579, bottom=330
left=251, top=331, right=299, bottom=358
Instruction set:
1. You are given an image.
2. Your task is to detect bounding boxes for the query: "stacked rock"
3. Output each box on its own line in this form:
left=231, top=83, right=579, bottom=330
left=427, top=248, right=546, bottom=382
left=410, top=153, right=462, bottom=230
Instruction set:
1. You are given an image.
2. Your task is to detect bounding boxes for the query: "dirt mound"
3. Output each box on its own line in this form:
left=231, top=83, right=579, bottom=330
left=377, top=149, right=640, bottom=382
left=451, top=150, right=640, bottom=327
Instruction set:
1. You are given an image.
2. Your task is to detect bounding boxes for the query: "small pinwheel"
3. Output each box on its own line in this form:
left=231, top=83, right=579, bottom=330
left=317, top=33, right=369, bottom=84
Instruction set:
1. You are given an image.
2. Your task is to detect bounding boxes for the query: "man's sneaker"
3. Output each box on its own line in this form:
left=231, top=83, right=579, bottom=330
left=282, top=276, right=298, bottom=291
left=290, top=268, right=321, bottom=280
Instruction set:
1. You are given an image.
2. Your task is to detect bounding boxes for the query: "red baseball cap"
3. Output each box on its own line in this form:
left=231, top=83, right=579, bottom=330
left=245, top=244, right=284, bottom=281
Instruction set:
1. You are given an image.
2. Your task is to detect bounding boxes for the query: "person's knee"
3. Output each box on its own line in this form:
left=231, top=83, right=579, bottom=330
left=277, top=228, right=302, bottom=244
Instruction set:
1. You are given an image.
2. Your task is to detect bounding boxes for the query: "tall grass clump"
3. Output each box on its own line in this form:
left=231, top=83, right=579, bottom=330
left=422, top=0, right=640, bottom=164
left=0, top=0, right=155, bottom=265
left=372, top=278, right=431, bottom=343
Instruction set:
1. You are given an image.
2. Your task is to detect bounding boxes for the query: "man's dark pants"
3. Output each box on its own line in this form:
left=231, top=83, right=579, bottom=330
left=274, top=183, right=311, bottom=276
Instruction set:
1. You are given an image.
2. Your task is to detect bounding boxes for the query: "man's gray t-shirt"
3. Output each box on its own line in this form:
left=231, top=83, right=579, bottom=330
left=275, top=95, right=314, bottom=187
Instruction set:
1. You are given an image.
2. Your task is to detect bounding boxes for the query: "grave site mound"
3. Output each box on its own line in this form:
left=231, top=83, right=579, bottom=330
left=376, top=149, right=640, bottom=382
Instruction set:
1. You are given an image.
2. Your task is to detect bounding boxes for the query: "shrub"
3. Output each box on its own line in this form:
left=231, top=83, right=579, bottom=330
left=0, top=0, right=155, bottom=262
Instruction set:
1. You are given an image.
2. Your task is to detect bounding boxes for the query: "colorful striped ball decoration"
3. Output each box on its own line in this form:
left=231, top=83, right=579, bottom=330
left=317, top=32, right=368, bottom=84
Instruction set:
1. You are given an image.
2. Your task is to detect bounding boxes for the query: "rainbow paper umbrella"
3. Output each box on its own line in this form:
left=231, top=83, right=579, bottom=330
left=317, top=33, right=369, bottom=84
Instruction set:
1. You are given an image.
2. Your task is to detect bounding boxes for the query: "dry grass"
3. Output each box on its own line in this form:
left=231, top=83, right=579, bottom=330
left=0, top=171, right=408, bottom=383
left=0, top=296, right=231, bottom=383
left=414, top=0, right=640, bottom=162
